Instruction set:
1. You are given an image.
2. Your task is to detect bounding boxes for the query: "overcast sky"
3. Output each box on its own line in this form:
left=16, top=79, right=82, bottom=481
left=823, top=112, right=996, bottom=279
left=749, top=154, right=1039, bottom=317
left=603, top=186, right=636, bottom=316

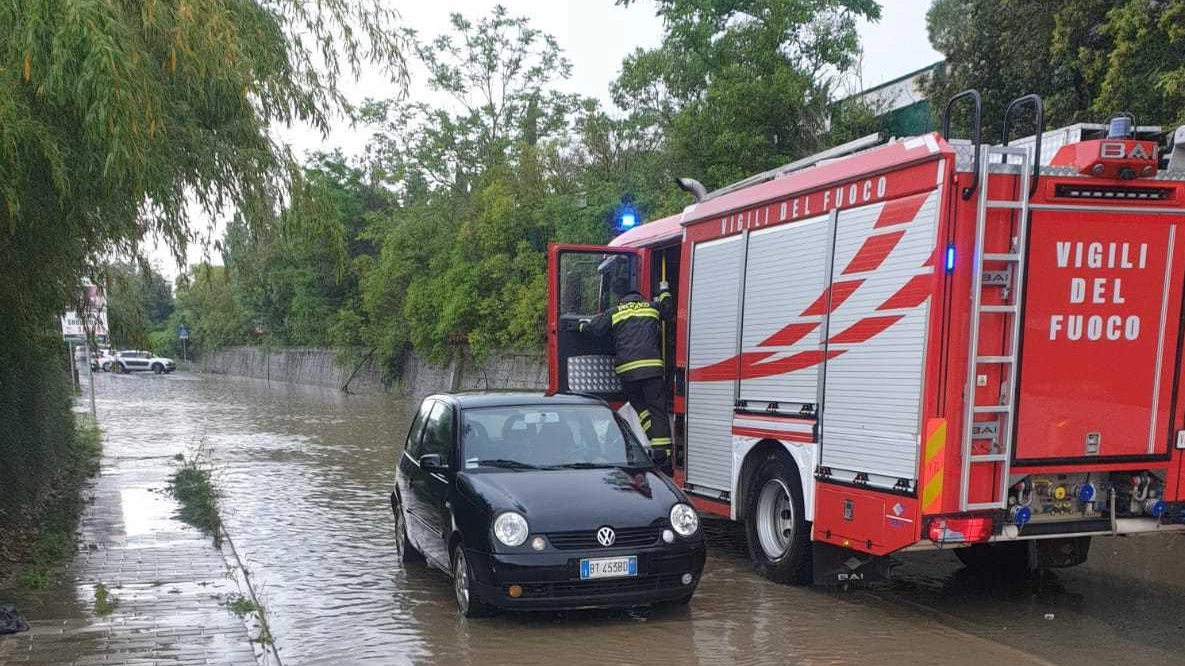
left=155, top=0, right=941, bottom=277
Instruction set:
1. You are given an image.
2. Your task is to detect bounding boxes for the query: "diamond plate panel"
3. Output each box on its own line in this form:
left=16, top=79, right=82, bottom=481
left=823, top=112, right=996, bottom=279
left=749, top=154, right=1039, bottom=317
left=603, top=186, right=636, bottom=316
left=567, top=355, right=622, bottom=393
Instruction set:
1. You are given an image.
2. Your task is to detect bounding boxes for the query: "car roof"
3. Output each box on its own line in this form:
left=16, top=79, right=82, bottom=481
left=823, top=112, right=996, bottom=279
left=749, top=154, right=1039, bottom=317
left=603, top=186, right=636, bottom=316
left=427, top=391, right=609, bottom=410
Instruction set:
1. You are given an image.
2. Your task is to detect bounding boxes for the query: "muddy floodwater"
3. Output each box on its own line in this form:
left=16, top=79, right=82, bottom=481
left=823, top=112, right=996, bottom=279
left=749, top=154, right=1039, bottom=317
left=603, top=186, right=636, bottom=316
left=87, top=372, right=1185, bottom=666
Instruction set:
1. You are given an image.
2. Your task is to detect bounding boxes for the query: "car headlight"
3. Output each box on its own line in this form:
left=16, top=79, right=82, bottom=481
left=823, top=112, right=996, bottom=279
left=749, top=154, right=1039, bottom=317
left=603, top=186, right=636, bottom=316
left=493, top=512, right=529, bottom=547
left=669, top=503, right=699, bottom=537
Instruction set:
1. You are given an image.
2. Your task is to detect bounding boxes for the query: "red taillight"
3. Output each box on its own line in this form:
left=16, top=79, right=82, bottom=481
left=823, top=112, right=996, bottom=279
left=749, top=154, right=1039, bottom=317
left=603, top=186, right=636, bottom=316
left=927, top=516, right=993, bottom=544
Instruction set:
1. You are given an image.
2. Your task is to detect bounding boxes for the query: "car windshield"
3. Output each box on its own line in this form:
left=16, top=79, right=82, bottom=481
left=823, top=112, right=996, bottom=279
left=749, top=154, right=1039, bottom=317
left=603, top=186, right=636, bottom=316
left=460, top=404, right=651, bottom=470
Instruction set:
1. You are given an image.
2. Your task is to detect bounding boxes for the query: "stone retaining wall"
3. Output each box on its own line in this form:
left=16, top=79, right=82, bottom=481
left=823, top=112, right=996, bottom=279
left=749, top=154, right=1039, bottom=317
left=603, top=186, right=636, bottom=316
left=197, top=347, right=547, bottom=395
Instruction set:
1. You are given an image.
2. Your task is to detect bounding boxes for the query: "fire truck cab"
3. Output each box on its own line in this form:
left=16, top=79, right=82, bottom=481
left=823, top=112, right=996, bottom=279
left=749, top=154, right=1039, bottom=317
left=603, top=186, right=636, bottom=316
left=547, top=91, right=1185, bottom=584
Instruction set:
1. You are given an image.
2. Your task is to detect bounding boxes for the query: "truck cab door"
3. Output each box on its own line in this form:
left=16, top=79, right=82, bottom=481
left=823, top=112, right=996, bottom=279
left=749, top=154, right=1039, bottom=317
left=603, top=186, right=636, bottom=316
left=548, top=244, right=643, bottom=402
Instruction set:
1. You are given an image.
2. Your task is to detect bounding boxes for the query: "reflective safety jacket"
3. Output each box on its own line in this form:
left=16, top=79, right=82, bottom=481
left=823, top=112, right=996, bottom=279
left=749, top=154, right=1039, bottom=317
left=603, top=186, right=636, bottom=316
left=579, top=289, right=673, bottom=381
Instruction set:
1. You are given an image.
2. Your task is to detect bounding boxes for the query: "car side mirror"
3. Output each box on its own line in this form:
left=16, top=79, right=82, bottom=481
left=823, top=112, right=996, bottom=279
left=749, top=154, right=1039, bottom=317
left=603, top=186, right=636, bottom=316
left=419, top=454, right=447, bottom=474
left=648, top=447, right=670, bottom=467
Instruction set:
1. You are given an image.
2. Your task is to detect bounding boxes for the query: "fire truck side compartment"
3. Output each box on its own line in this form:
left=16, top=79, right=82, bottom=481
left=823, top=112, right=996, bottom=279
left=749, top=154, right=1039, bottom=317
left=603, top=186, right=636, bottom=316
left=685, top=235, right=746, bottom=494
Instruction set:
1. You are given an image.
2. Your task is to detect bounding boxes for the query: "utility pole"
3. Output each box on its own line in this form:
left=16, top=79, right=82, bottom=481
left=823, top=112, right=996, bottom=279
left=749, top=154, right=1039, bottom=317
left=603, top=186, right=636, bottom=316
left=67, top=342, right=79, bottom=392
left=83, top=342, right=96, bottom=419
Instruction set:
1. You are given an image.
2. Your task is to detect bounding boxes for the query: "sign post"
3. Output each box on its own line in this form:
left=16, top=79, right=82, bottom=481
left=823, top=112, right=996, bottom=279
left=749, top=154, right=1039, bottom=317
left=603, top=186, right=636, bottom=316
left=179, top=325, right=189, bottom=364
left=83, top=343, right=96, bottom=419
left=61, top=281, right=108, bottom=420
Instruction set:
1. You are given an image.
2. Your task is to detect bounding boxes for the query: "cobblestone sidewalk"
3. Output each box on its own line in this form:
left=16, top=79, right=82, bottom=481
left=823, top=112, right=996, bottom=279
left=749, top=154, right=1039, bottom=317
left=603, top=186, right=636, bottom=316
left=0, top=413, right=260, bottom=665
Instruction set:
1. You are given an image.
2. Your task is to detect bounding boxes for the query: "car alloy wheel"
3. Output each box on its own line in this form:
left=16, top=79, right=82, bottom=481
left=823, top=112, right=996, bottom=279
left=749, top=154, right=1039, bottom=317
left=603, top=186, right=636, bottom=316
left=453, top=549, right=472, bottom=615
left=451, top=547, right=493, bottom=618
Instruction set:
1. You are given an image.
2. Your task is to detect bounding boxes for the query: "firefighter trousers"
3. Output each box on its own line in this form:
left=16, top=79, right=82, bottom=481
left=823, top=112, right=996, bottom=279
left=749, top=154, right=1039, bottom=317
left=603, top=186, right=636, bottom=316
left=623, top=376, right=671, bottom=451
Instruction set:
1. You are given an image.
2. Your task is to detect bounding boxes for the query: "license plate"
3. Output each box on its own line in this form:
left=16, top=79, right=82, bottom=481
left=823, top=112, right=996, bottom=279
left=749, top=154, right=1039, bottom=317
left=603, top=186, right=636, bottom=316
left=580, top=556, right=637, bottom=580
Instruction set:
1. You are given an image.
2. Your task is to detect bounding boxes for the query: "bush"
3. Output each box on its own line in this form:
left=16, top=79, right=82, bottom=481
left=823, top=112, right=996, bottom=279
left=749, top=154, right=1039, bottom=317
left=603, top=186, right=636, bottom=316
left=9, top=417, right=102, bottom=589
left=0, top=333, right=79, bottom=543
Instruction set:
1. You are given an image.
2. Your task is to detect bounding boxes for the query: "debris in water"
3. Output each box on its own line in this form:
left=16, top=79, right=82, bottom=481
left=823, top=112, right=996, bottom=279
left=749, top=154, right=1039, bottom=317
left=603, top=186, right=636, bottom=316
left=1, top=603, right=30, bottom=634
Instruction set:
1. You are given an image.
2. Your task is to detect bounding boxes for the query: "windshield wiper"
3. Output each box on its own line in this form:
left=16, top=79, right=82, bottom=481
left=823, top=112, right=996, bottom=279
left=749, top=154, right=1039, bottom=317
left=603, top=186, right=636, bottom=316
left=546, top=462, right=623, bottom=469
left=475, top=459, right=539, bottom=470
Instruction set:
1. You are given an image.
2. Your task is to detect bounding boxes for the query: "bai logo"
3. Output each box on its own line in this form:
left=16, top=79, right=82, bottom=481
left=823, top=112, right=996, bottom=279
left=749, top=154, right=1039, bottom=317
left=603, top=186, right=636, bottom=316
left=1100, top=141, right=1155, bottom=161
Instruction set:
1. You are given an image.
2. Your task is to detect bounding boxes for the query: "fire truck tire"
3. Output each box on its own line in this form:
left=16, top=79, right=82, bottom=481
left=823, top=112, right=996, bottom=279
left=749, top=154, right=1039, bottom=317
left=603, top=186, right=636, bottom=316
left=744, top=453, right=811, bottom=585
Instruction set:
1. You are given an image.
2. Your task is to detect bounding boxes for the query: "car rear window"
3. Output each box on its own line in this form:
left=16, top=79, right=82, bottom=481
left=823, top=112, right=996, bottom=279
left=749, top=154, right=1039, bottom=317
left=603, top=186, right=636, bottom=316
left=460, top=404, right=649, bottom=469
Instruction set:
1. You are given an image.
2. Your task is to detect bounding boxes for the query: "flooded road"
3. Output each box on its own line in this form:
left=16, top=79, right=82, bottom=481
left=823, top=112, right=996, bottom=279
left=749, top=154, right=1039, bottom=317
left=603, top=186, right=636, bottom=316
left=88, top=371, right=1185, bottom=666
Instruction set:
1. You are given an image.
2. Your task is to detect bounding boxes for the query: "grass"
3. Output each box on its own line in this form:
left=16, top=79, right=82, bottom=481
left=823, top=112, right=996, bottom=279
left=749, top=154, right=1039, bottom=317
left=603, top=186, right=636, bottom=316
left=168, top=459, right=222, bottom=546
left=226, top=594, right=273, bottom=645
left=93, top=582, right=118, bottom=616
left=15, top=419, right=102, bottom=591
left=226, top=594, right=260, bottom=616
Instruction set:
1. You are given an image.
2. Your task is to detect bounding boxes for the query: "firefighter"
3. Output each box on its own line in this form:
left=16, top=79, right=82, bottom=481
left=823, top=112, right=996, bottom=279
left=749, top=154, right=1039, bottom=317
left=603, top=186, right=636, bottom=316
left=579, top=277, right=674, bottom=471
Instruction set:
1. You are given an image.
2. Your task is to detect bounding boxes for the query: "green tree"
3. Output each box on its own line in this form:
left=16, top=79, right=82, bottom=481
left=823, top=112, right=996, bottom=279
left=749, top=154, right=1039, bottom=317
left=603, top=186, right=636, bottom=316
left=0, top=0, right=403, bottom=549
left=361, top=7, right=581, bottom=364
left=614, top=0, right=882, bottom=188
left=102, top=262, right=175, bottom=349
left=923, top=0, right=1185, bottom=139
left=174, top=264, right=247, bottom=354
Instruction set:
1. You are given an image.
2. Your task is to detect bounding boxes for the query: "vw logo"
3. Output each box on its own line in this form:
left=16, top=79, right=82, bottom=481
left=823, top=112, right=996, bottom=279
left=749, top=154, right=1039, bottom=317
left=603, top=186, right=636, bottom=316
left=596, top=526, right=616, bottom=547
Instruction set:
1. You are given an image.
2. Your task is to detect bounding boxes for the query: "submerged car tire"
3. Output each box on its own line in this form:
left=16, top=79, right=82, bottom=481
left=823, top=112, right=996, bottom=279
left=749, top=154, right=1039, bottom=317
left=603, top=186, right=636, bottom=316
left=390, top=493, right=423, bottom=564
left=744, top=452, right=812, bottom=585
left=152, top=363, right=164, bottom=374
left=452, top=546, right=494, bottom=618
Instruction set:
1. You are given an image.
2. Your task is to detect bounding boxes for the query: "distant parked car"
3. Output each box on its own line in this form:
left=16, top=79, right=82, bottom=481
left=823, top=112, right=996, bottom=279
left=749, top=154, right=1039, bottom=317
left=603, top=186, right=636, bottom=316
left=89, top=348, right=113, bottom=372
left=112, top=350, right=176, bottom=374
left=391, top=392, right=706, bottom=617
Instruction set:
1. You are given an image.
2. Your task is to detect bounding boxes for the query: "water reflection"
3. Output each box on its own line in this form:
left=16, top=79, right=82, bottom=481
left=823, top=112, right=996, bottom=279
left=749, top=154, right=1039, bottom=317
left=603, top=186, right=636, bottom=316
left=85, top=372, right=1185, bottom=666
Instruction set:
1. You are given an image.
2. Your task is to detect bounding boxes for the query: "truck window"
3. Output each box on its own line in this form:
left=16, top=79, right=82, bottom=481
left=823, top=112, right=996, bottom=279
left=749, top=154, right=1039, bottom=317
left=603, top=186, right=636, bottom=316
left=559, top=253, right=636, bottom=317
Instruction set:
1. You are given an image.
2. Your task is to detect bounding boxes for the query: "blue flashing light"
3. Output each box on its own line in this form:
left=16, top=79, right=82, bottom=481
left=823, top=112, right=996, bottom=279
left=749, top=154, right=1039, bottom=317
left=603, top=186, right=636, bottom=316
left=619, top=211, right=638, bottom=230
left=1078, top=483, right=1096, bottom=503
left=945, top=244, right=956, bottom=273
left=1010, top=505, right=1032, bottom=526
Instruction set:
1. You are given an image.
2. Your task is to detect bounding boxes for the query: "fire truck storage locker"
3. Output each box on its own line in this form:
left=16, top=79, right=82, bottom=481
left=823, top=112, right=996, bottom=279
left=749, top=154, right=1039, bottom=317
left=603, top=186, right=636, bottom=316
left=737, top=213, right=831, bottom=409
left=685, top=235, right=746, bottom=495
left=818, top=189, right=942, bottom=491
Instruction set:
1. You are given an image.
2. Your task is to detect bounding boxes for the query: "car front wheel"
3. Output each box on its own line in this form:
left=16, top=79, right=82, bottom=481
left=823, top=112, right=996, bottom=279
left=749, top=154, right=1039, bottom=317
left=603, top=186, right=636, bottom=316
left=744, top=452, right=812, bottom=585
left=452, top=547, right=493, bottom=618
left=152, top=363, right=164, bottom=374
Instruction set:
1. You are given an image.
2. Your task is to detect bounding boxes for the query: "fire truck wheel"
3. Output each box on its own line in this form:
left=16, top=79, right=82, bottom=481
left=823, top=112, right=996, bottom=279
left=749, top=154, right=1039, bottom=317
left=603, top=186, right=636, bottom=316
left=744, top=454, right=811, bottom=585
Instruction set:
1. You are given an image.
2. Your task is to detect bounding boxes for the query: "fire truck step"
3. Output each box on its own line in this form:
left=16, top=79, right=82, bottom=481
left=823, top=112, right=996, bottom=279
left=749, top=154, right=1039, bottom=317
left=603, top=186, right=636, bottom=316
left=979, top=304, right=1018, bottom=314
left=985, top=201, right=1025, bottom=210
left=969, top=453, right=1008, bottom=462
left=983, top=253, right=1021, bottom=261
left=975, top=356, right=1015, bottom=364
left=973, top=405, right=1012, bottom=414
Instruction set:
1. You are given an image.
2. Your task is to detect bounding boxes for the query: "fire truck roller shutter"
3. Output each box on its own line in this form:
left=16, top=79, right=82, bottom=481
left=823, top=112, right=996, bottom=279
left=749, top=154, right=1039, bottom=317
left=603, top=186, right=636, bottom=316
left=686, top=235, right=746, bottom=493
left=819, top=189, right=941, bottom=490
left=738, top=213, right=831, bottom=407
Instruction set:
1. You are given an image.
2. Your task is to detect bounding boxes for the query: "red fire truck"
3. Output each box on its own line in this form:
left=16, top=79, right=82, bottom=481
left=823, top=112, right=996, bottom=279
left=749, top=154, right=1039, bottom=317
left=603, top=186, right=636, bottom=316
left=547, top=91, right=1185, bottom=584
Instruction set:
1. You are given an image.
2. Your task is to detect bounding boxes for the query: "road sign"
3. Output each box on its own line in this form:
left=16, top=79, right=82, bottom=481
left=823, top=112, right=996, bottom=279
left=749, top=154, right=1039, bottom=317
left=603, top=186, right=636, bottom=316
left=179, top=326, right=190, bottom=340
left=62, top=282, right=108, bottom=341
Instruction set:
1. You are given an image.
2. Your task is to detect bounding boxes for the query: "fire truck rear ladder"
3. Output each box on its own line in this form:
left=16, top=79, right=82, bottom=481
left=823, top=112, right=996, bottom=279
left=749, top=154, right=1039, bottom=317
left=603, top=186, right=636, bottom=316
left=959, top=145, right=1033, bottom=511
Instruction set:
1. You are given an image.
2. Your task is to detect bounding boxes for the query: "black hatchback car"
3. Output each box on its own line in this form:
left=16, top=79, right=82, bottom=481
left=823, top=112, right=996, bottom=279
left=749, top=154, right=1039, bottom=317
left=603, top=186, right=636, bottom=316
left=391, top=392, right=706, bottom=617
